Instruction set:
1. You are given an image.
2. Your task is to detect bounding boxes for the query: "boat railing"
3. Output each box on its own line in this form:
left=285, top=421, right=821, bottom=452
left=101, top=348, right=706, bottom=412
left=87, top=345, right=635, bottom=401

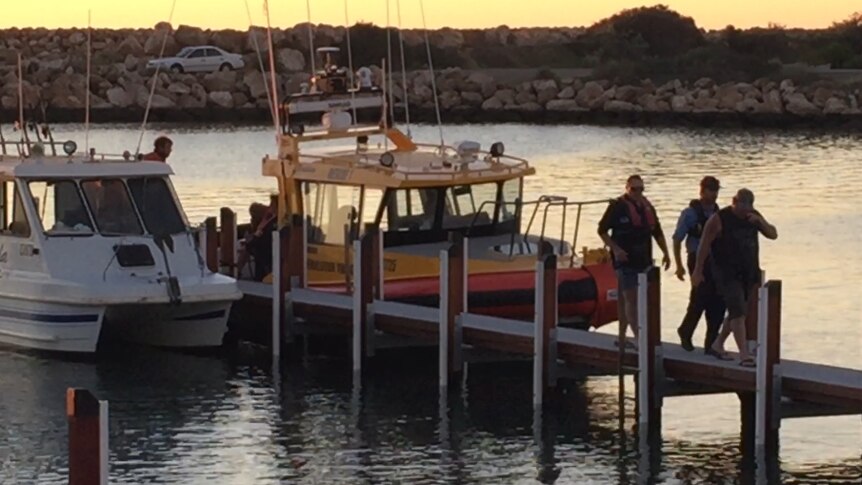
left=467, top=196, right=611, bottom=266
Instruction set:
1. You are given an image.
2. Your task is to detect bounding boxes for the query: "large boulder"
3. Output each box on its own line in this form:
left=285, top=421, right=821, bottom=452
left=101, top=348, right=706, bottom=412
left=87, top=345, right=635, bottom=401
left=533, top=79, right=559, bottom=105
left=735, top=98, right=760, bottom=113
left=716, top=84, right=743, bottom=111
left=460, top=91, right=484, bottom=106
left=481, top=97, right=504, bottom=110
left=144, top=29, right=178, bottom=56
left=823, top=97, right=848, bottom=115
left=692, top=97, right=719, bottom=113
left=167, top=82, right=191, bottom=95
left=466, top=71, right=497, bottom=98
left=202, top=71, right=237, bottom=92
left=694, top=77, right=715, bottom=90
left=277, top=48, right=305, bottom=72
left=670, top=95, right=690, bottom=112
left=243, top=70, right=269, bottom=99
left=546, top=99, right=585, bottom=111
left=174, top=25, right=208, bottom=47
left=208, top=91, right=234, bottom=108
left=575, top=81, right=604, bottom=108
left=106, top=86, right=133, bottom=108
left=178, top=94, right=206, bottom=109
left=512, top=101, right=543, bottom=112
left=812, top=87, right=835, bottom=108
left=557, top=86, right=576, bottom=99
left=123, top=54, right=139, bottom=72
left=211, top=30, right=245, bottom=54
left=762, top=89, right=783, bottom=114
left=614, top=85, right=642, bottom=103
left=493, top=89, right=516, bottom=105
left=604, top=100, right=641, bottom=112
left=148, top=94, right=175, bottom=108
left=117, top=35, right=145, bottom=57
left=439, top=91, right=461, bottom=110
left=784, top=93, right=819, bottom=116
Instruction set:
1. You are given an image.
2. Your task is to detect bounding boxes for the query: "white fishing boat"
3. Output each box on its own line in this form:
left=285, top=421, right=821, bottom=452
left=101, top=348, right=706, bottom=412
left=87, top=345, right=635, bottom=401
left=0, top=139, right=241, bottom=353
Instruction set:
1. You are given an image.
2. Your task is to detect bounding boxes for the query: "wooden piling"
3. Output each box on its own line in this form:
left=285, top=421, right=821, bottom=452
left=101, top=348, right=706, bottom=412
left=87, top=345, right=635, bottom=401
left=756, top=280, right=782, bottom=455
left=352, top=231, right=375, bottom=372
left=533, top=242, right=557, bottom=406
left=219, top=208, right=237, bottom=277
left=204, top=217, right=218, bottom=273
left=66, top=388, right=108, bottom=485
left=637, top=267, right=662, bottom=433
left=439, top=234, right=465, bottom=387
left=271, top=230, right=282, bottom=359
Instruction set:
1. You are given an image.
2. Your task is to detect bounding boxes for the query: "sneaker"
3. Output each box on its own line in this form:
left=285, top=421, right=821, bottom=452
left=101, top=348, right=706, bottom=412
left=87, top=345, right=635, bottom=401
left=677, top=328, right=694, bottom=352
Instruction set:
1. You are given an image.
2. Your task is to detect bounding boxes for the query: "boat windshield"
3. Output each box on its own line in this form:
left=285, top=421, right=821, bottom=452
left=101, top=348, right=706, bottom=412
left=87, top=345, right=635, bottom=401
left=27, top=180, right=95, bottom=236
left=127, top=177, right=187, bottom=235
left=81, top=179, right=143, bottom=235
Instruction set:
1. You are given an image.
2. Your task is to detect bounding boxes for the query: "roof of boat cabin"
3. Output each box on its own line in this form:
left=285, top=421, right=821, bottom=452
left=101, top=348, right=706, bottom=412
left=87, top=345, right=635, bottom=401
left=0, top=156, right=174, bottom=181
left=264, top=127, right=535, bottom=189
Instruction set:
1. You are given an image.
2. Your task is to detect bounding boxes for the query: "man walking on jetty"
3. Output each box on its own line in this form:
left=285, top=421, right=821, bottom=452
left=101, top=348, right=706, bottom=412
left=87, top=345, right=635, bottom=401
left=692, top=188, right=777, bottom=366
left=673, top=176, right=725, bottom=352
left=598, top=175, right=671, bottom=349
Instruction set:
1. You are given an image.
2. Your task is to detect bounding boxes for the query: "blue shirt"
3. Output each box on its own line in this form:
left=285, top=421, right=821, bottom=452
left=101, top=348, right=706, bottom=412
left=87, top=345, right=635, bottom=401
left=672, top=205, right=716, bottom=254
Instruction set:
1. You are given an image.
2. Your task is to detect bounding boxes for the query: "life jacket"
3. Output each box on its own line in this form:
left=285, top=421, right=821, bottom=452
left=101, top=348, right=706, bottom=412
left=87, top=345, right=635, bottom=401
left=687, top=199, right=717, bottom=239
left=618, top=195, right=656, bottom=229
left=711, top=206, right=760, bottom=284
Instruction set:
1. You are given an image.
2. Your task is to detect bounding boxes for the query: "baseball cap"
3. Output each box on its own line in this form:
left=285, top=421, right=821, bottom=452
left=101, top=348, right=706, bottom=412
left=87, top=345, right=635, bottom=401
left=735, top=188, right=755, bottom=209
left=700, top=176, right=720, bottom=191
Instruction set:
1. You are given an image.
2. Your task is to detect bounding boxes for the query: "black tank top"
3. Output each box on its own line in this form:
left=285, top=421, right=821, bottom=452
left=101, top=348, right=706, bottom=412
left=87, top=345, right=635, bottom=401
left=711, top=207, right=760, bottom=284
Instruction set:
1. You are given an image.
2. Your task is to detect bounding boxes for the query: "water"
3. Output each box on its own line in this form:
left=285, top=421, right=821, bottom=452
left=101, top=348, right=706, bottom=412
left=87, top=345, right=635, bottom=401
left=1, top=124, right=860, bottom=484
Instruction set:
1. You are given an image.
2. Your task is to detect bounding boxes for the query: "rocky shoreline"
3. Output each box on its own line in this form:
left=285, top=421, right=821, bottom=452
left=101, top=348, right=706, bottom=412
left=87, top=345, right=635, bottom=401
left=1, top=25, right=861, bottom=128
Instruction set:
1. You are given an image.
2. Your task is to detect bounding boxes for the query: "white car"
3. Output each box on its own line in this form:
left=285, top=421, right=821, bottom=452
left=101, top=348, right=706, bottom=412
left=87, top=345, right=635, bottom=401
left=147, top=45, right=245, bottom=73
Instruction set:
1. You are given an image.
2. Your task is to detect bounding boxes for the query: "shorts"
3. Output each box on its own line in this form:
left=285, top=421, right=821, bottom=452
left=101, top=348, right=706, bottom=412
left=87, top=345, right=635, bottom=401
left=615, top=266, right=650, bottom=291
left=715, top=277, right=750, bottom=319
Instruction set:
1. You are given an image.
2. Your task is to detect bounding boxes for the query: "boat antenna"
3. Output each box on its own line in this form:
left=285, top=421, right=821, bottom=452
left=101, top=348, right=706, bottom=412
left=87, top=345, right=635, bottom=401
left=85, top=9, right=92, bottom=156
left=343, top=0, right=358, bottom=124
left=135, top=0, right=178, bottom=157
left=419, top=0, right=444, bottom=148
left=395, top=0, right=411, bottom=138
left=263, top=0, right=280, bottom=136
left=305, top=0, right=316, bottom=77
left=385, top=0, right=395, bottom=124
left=17, top=52, right=27, bottom=157
left=243, top=0, right=275, bottom=126
left=381, top=57, right=389, bottom=152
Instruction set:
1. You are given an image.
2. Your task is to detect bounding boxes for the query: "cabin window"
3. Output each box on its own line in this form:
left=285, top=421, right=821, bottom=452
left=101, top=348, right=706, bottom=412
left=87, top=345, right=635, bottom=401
left=81, top=179, right=143, bottom=235
left=387, top=188, right=438, bottom=231
left=303, top=182, right=360, bottom=245
left=361, top=188, right=386, bottom=231
left=127, top=177, right=186, bottom=235
left=499, top=178, right=522, bottom=223
left=0, top=182, right=32, bottom=238
left=26, top=181, right=94, bottom=235
left=443, top=183, right=497, bottom=229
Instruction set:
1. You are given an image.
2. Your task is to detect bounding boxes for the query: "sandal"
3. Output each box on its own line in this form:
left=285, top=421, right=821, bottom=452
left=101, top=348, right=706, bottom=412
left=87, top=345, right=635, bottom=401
left=706, top=348, right=734, bottom=361
left=739, top=357, right=756, bottom=368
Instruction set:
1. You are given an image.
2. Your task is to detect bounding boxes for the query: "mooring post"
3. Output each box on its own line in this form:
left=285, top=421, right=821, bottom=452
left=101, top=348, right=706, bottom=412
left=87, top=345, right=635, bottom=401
left=288, top=214, right=305, bottom=288
left=352, top=233, right=374, bottom=372
left=219, top=207, right=237, bottom=277
left=438, top=247, right=450, bottom=389
left=204, top=216, right=218, bottom=273
left=756, top=280, right=782, bottom=456
left=746, top=270, right=767, bottom=354
left=66, top=388, right=108, bottom=485
left=533, top=241, right=557, bottom=407
left=439, top=234, right=465, bottom=388
left=637, top=267, right=662, bottom=436
left=271, top=229, right=283, bottom=360
left=462, top=237, right=469, bottom=312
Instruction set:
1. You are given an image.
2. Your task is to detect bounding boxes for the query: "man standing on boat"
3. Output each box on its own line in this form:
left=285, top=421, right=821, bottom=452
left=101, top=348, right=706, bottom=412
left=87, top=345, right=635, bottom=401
left=598, top=175, right=671, bottom=348
left=672, top=176, right=725, bottom=352
left=142, top=136, right=173, bottom=163
left=692, top=188, right=777, bottom=366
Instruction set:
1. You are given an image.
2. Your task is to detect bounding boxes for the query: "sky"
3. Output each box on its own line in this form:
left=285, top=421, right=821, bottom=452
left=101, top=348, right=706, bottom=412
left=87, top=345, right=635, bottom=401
left=1, top=1, right=858, bottom=31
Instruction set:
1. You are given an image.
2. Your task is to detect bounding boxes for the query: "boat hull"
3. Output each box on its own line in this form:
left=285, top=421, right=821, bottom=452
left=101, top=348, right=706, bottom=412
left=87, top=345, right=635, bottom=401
left=101, top=301, right=233, bottom=348
left=0, top=298, right=105, bottom=353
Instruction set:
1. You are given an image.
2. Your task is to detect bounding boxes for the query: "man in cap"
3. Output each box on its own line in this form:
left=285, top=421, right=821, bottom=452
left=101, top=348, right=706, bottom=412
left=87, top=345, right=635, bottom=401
left=672, top=176, right=725, bottom=352
left=692, top=188, right=777, bottom=366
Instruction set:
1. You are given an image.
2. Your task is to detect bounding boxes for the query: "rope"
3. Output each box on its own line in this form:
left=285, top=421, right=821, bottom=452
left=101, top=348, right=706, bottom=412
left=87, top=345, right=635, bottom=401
left=135, top=0, right=178, bottom=157
left=263, top=0, right=281, bottom=135
left=244, top=0, right=275, bottom=127
left=85, top=10, right=91, bottom=155
left=385, top=0, right=394, bottom=123
left=344, top=0, right=358, bottom=123
left=419, top=0, right=444, bottom=147
left=306, top=0, right=316, bottom=76
left=395, top=0, right=411, bottom=137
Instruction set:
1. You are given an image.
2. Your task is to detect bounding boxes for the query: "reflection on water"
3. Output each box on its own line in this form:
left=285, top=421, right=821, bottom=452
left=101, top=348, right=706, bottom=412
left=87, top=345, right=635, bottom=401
left=1, top=124, right=860, bottom=484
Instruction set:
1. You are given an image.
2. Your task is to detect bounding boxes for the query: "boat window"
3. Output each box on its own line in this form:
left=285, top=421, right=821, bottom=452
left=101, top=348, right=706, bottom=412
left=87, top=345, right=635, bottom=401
left=81, top=179, right=143, bottom=235
left=0, top=182, right=32, bottom=238
left=303, top=182, right=360, bottom=245
left=27, top=181, right=94, bottom=236
left=388, top=188, right=438, bottom=231
left=442, top=183, right=497, bottom=229
left=127, top=177, right=187, bottom=235
left=361, top=188, right=386, bottom=231
left=500, top=178, right=522, bottom=223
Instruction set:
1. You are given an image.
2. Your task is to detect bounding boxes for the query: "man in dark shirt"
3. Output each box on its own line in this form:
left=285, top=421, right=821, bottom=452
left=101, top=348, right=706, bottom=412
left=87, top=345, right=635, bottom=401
left=693, top=188, right=777, bottom=366
left=672, top=176, right=725, bottom=352
left=598, top=175, right=671, bottom=348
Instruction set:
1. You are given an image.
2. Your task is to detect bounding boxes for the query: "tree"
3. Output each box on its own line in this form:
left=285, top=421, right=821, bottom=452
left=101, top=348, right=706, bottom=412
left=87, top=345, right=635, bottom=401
left=586, top=5, right=705, bottom=57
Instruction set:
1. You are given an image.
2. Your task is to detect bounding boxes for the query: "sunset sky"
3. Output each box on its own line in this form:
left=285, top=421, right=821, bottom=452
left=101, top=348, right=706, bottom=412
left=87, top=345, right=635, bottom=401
left=1, top=1, right=858, bottom=31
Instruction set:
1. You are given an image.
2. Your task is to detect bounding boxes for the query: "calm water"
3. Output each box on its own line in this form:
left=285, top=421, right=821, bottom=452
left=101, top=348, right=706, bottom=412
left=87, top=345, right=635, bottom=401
left=1, top=124, right=860, bottom=484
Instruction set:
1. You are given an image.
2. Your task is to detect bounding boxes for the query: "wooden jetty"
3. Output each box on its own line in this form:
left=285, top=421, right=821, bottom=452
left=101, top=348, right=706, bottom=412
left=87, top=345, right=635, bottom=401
left=209, top=210, right=861, bottom=457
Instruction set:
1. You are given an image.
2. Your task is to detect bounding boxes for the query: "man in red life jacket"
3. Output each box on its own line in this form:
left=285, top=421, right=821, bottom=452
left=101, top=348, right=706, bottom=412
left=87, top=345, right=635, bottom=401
left=142, top=136, right=172, bottom=162
left=598, top=175, right=671, bottom=349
